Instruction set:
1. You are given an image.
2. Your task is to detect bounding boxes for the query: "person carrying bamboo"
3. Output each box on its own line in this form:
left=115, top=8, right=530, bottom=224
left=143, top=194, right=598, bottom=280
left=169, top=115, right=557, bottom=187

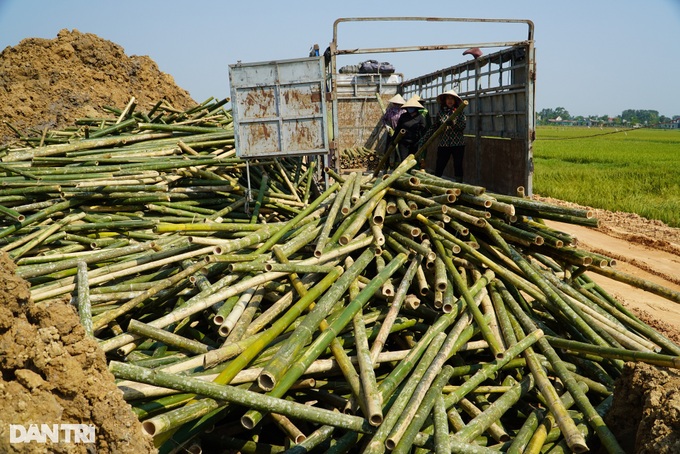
left=421, top=89, right=467, bottom=180
left=391, top=97, right=427, bottom=163
left=381, top=94, right=406, bottom=135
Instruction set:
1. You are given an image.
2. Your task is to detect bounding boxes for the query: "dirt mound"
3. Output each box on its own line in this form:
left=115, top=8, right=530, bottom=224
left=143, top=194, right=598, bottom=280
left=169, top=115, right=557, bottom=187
left=0, top=252, right=155, bottom=453
left=0, top=28, right=196, bottom=146
left=606, top=363, right=680, bottom=454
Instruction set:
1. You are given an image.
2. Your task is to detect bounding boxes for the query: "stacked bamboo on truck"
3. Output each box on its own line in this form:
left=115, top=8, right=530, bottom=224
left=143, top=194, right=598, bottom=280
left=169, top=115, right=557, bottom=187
left=1, top=98, right=680, bottom=454
left=340, top=146, right=378, bottom=170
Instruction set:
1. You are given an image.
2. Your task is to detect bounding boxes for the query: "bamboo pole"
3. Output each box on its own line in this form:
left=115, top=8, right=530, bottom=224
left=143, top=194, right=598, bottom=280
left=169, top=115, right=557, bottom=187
left=109, top=361, right=375, bottom=434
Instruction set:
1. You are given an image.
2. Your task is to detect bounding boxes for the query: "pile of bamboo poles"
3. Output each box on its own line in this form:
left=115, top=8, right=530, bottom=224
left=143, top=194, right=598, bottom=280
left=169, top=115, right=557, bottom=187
left=340, top=147, right=378, bottom=170
left=1, top=98, right=680, bottom=454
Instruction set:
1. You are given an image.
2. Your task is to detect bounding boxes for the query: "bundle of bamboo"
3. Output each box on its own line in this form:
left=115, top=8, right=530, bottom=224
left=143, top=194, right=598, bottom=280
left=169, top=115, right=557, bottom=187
left=1, top=97, right=679, bottom=454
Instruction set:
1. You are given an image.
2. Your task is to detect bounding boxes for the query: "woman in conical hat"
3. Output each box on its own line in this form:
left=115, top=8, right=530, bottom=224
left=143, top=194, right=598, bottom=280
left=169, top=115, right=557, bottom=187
left=390, top=97, right=427, bottom=162
left=422, top=89, right=466, bottom=180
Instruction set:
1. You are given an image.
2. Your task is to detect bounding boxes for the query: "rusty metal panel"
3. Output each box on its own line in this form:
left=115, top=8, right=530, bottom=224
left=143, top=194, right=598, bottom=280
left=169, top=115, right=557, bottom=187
left=334, top=74, right=402, bottom=151
left=229, top=57, right=329, bottom=158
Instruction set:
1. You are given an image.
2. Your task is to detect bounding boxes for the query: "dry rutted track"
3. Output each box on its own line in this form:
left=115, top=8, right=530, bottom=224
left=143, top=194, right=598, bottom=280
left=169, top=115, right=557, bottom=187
left=545, top=213, right=680, bottom=337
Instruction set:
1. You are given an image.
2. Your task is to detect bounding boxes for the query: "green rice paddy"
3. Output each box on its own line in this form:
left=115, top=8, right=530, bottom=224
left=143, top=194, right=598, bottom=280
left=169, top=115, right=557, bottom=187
left=533, top=126, right=680, bottom=227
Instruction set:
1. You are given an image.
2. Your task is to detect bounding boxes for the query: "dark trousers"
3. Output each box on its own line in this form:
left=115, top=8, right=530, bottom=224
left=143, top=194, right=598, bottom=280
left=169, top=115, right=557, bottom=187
left=397, top=142, right=419, bottom=162
left=435, top=145, right=464, bottom=179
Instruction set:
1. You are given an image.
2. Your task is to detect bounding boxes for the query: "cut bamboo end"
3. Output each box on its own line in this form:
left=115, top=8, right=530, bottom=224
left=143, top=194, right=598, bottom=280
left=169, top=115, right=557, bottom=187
left=369, top=413, right=383, bottom=427
left=258, top=372, right=276, bottom=392
left=141, top=421, right=157, bottom=437
left=404, top=294, right=420, bottom=310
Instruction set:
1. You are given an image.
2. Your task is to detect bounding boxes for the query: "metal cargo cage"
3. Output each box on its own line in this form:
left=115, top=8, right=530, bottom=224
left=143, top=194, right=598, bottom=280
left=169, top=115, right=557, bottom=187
left=327, top=17, right=536, bottom=195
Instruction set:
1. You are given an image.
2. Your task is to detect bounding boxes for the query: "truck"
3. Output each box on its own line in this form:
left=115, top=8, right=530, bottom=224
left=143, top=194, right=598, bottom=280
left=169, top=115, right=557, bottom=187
left=228, top=17, right=536, bottom=196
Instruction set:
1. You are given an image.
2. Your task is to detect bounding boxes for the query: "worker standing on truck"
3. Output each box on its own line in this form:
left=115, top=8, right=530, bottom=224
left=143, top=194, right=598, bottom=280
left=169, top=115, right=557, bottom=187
left=392, top=97, right=427, bottom=163
left=411, top=94, right=431, bottom=129
left=422, top=89, right=466, bottom=180
left=381, top=94, right=406, bottom=134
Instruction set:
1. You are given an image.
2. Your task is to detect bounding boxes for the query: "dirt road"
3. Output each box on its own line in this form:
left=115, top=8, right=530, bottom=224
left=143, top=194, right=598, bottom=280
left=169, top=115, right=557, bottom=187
left=545, top=217, right=680, bottom=339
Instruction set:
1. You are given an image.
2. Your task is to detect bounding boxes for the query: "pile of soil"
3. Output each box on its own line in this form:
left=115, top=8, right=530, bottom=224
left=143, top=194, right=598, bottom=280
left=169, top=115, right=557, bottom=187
left=0, top=252, right=155, bottom=453
left=0, top=28, right=196, bottom=146
left=605, top=363, right=680, bottom=454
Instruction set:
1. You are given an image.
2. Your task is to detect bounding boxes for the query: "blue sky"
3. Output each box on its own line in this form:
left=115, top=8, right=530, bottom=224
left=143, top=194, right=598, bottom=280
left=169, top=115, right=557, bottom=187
left=1, top=0, right=679, bottom=118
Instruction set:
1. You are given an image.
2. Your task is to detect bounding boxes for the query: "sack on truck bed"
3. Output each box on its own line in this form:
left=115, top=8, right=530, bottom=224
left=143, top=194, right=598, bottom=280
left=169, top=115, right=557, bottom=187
left=358, top=60, right=396, bottom=74
left=339, top=64, right=361, bottom=74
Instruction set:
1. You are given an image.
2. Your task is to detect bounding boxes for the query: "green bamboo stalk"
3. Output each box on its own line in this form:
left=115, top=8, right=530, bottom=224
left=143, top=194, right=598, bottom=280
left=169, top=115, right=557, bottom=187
left=347, top=156, right=416, bottom=217
left=370, top=254, right=422, bottom=363
left=274, top=159, right=302, bottom=202
left=270, top=412, right=306, bottom=444
left=224, top=286, right=265, bottom=343
left=574, top=276, right=680, bottom=355
left=542, top=271, right=657, bottom=352
left=218, top=286, right=257, bottom=338
left=546, top=335, right=680, bottom=368
left=390, top=366, right=455, bottom=454
left=485, top=223, right=617, bottom=351
left=339, top=177, right=356, bottom=216
left=353, top=307, right=383, bottom=426
left=18, top=240, right=157, bottom=279
left=155, top=222, right=278, bottom=232
left=109, top=361, right=375, bottom=434
left=502, top=288, right=625, bottom=454
left=502, top=285, right=590, bottom=451
left=452, top=374, right=534, bottom=444
left=254, top=182, right=339, bottom=254
left=587, top=264, right=680, bottom=304
left=328, top=262, right=366, bottom=415
left=127, top=319, right=211, bottom=355
left=142, top=398, right=222, bottom=437
left=257, top=248, right=376, bottom=391
left=242, top=252, right=407, bottom=430
left=211, top=267, right=344, bottom=386
left=92, top=259, right=208, bottom=331
left=314, top=172, right=356, bottom=257
left=10, top=212, right=88, bottom=260
left=386, top=229, right=434, bottom=261
left=0, top=203, right=26, bottom=222
left=339, top=189, right=386, bottom=245
left=387, top=305, right=486, bottom=451
left=377, top=270, right=494, bottom=405
left=433, top=395, right=451, bottom=454
left=364, top=332, right=448, bottom=454
left=212, top=294, right=240, bottom=327
left=250, top=173, right=269, bottom=223
left=76, top=261, right=93, bottom=337
left=430, top=233, right=504, bottom=358
left=0, top=198, right=84, bottom=240
left=285, top=424, right=335, bottom=454
left=442, top=329, right=544, bottom=409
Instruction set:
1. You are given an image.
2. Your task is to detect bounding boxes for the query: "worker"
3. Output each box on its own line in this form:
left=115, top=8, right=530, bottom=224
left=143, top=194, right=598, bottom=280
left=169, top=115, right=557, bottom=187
left=381, top=94, right=406, bottom=135
left=421, top=89, right=467, bottom=180
left=411, top=94, right=431, bottom=129
left=391, top=97, right=427, bottom=163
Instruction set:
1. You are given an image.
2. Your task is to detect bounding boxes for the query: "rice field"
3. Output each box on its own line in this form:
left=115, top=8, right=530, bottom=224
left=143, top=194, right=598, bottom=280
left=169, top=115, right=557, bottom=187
left=532, top=126, right=680, bottom=227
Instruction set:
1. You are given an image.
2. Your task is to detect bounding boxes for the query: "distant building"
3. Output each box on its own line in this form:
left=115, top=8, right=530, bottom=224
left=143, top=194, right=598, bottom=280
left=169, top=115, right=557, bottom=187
left=658, top=118, right=680, bottom=129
